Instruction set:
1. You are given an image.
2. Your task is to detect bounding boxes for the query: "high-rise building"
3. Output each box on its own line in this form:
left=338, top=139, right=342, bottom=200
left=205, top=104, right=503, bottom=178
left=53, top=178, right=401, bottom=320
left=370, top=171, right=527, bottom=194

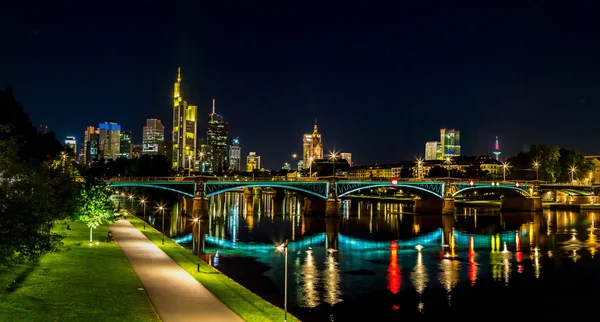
left=83, top=126, right=100, bottom=164
left=440, top=128, right=461, bottom=159
left=206, top=98, right=229, bottom=172
left=98, top=122, right=121, bottom=160
left=118, top=130, right=132, bottom=159
left=64, top=136, right=77, bottom=159
left=340, top=152, right=352, bottom=166
left=247, top=152, right=260, bottom=172
left=228, top=137, right=241, bottom=171
left=143, top=118, right=165, bottom=156
left=172, top=67, right=198, bottom=170
left=131, top=144, right=143, bottom=159
left=493, top=136, right=501, bottom=161
left=303, top=120, right=323, bottom=168
left=425, top=141, right=443, bottom=160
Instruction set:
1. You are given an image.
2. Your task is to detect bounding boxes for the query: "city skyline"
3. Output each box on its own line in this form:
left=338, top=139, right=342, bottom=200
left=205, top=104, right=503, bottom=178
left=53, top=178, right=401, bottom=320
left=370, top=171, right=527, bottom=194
left=3, top=2, right=600, bottom=168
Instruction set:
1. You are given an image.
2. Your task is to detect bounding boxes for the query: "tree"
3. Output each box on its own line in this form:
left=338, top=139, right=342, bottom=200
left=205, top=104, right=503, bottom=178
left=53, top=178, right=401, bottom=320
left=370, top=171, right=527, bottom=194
left=73, top=186, right=116, bottom=243
left=428, top=166, right=447, bottom=178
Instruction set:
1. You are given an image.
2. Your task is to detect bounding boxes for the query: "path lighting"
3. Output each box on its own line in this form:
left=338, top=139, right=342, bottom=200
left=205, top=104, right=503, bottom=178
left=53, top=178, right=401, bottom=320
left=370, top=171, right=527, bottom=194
left=158, top=205, right=166, bottom=245
left=570, top=166, right=577, bottom=185
left=194, top=218, right=201, bottom=272
left=276, top=240, right=289, bottom=322
left=140, top=198, right=147, bottom=229
left=533, top=161, right=540, bottom=182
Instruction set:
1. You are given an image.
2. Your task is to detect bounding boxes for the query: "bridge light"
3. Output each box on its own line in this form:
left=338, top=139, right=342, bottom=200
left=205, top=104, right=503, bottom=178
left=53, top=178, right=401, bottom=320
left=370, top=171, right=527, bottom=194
left=469, top=180, right=474, bottom=186
left=516, top=182, right=520, bottom=187
left=391, top=178, right=398, bottom=185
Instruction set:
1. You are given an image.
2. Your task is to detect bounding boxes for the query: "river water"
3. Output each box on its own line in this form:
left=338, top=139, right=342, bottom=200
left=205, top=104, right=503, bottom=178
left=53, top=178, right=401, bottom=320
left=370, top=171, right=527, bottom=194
left=141, top=193, right=600, bottom=320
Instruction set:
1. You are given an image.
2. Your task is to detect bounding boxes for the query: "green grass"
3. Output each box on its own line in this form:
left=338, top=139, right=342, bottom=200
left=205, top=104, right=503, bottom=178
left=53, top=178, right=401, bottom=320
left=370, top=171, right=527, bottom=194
left=126, top=214, right=300, bottom=322
left=0, top=220, right=160, bottom=322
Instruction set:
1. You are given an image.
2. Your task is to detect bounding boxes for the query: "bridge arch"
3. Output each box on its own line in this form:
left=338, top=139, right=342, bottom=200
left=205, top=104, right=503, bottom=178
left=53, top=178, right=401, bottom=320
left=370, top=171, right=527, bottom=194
left=205, top=182, right=329, bottom=199
left=337, top=182, right=444, bottom=199
left=106, top=183, right=194, bottom=198
left=452, top=185, right=531, bottom=197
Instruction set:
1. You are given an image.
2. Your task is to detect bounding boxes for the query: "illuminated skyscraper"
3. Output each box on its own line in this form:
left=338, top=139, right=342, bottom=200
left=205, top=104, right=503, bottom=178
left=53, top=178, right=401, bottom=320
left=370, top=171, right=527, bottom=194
left=83, top=126, right=100, bottom=164
left=143, top=118, right=165, bottom=156
left=98, top=122, right=121, bottom=160
left=425, top=141, right=442, bottom=160
left=118, top=130, right=132, bottom=159
left=172, top=67, right=198, bottom=170
left=228, top=137, right=241, bottom=171
left=303, top=119, right=323, bottom=168
left=440, top=128, right=461, bottom=159
left=493, top=136, right=501, bottom=161
left=206, top=98, right=229, bottom=172
left=340, top=152, right=352, bottom=166
left=64, top=136, right=77, bottom=158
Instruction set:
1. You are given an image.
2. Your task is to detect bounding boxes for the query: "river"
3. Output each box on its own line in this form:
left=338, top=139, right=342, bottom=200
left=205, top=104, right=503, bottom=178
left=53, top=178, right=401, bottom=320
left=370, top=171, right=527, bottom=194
left=141, top=193, right=600, bottom=320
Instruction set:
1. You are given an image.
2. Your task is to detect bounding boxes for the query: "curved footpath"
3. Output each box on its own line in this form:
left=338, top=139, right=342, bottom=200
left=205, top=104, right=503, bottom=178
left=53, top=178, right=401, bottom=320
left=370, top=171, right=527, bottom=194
left=110, top=219, right=244, bottom=322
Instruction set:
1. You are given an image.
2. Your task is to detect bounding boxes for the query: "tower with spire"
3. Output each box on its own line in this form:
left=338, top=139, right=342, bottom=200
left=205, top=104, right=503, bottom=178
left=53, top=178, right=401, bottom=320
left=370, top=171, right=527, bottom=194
left=205, top=98, right=229, bottom=172
left=172, top=67, right=198, bottom=170
left=302, top=119, right=323, bottom=170
left=493, top=136, right=502, bottom=161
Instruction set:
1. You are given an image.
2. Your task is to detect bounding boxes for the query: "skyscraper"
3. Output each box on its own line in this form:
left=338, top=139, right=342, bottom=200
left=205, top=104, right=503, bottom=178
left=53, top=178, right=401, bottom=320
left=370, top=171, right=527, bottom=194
left=83, top=126, right=100, bottom=164
left=439, top=128, right=461, bottom=159
left=228, top=137, right=241, bottom=171
left=118, top=130, right=132, bottom=159
left=98, top=122, right=121, bottom=160
left=172, top=67, right=198, bottom=170
left=206, top=98, right=229, bottom=172
left=425, top=141, right=443, bottom=160
left=143, top=118, right=165, bottom=156
left=247, top=152, right=260, bottom=172
left=340, top=152, right=352, bottom=166
left=303, top=120, right=323, bottom=168
left=493, top=136, right=501, bottom=161
left=64, top=136, right=77, bottom=158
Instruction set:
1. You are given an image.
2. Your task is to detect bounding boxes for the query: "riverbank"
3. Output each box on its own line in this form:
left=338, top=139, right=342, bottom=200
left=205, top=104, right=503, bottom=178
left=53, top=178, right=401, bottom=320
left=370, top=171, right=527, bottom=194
left=126, top=214, right=299, bottom=322
left=0, top=220, right=159, bottom=321
left=543, top=202, right=600, bottom=210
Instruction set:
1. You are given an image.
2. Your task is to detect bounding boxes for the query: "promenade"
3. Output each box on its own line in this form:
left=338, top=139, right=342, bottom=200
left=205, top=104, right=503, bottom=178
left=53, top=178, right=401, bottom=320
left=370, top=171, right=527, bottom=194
left=110, top=219, right=243, bottom=322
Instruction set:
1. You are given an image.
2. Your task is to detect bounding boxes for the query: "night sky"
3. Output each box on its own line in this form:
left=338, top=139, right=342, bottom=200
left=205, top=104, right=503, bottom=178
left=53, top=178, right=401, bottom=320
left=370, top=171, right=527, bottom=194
left=2, top=1, right=600, bottom=168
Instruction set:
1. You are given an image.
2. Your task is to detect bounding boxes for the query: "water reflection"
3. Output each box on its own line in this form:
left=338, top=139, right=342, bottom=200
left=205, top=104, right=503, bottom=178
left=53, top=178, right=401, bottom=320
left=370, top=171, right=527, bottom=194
left=161, top=194, right=600, bottom=320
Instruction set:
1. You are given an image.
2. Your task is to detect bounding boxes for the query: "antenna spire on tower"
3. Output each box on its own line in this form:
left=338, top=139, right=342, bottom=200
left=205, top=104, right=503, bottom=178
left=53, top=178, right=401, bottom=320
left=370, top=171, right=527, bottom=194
left=177, top=67, right=181, bottom=82
left=313, top=118, right=318, bottom=133
left=212, top=98, right=216, bottom=114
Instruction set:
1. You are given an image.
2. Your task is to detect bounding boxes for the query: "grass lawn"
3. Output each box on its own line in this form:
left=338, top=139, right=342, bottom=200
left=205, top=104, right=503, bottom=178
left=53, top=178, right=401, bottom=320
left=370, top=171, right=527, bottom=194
left=0, top=220, right=159, bottom=322
left=126, top=215, right=300, bottom=322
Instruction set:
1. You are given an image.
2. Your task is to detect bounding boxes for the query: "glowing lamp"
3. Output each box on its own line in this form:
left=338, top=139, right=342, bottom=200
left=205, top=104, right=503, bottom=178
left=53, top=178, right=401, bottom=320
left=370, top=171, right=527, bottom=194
left=391, top=178, right=398, bottom=185
left=469, top=180, right=474, bottom=186
left=516, top=182, right=520, bottom=187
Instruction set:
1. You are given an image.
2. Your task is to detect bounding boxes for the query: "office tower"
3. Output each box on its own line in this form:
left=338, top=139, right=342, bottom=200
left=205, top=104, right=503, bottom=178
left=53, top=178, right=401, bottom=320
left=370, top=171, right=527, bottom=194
left=83, top=126, right=100, bottom=164
left=206, top=98, right=229, bottom=172
left=98, top=122, right=121, bottom=160
left=172, top=67, right=198, bottom=170
left=425, top=141, right=444, bottom=160
left=142, top=118, right=165, bottom=155
left=228, top=137, right=241, bottom=171
left=340, top=152, right=352, bottom=166
left=493, top=136, right=501, bottom=161
left=247, top=152, right=260, bottom=172
left=64, top=136, right=77, bottom=158
left=302, top=119, right=323, bottom=167
left=119, top=130, right=132, bottom=159
left=439, top=128, right=461, bottom=159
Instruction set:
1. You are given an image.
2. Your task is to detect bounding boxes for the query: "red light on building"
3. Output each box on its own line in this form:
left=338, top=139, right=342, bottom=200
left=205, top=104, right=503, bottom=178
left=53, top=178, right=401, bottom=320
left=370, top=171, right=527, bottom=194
left=391, top=178, right=398, bottom=185
left=469, top=180, right=474, bottom=186
left=516, top=182, right=520, bottom=187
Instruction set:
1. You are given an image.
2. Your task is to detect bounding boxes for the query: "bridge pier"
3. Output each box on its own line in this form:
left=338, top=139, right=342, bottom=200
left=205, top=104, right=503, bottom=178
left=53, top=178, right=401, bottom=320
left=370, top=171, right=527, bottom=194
left=413, top=197, right=454, bottom=215
left=325, top=179, right=341, bottom=217
left=500, top=195, right=542, bottom=212
left=193, top=179, right=209, bottom=220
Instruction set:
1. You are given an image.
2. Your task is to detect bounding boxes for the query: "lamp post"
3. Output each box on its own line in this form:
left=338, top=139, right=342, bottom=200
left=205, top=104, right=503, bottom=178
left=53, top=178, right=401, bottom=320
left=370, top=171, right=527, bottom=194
left=128, top=194, right=134, bottom=211
left=199, top=152, right=204, bottom=177
left=533, top=161, right=540, bottom=182
left=276, top=240, right=289, bottom=322
left=417, top=159, right=423, bottom=180
left=140, top=198, right=146, bottom=229
left=194, top=218, right=201, bottom=272
left=502, top=162, right=509, bottom=182
left=329, top=151, right=338, bottom=177
left=188, top=155, right=193, bottom=176
left=159, top=205, right=165, bottom=245
left=570, top=166, right=577, bottom=185
left=445, top=157, right=451, bottom=178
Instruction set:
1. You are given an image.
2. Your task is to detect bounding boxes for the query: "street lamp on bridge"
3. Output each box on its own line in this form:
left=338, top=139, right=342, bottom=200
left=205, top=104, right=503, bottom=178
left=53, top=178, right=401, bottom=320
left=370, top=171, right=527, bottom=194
left=502, top=162, right=509, bottom=182
left=329, top=150, right=339, bottom=177
left=445, top=157, right=452, bottom=178
left=570, top=166, right=577, bottom=185
left=533, top=160, right=540, bottom=182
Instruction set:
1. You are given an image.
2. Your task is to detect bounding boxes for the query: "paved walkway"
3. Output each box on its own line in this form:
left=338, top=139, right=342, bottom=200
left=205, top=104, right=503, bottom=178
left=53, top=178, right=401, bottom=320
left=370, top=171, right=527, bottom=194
left=110, top=219, right=243, bottom=322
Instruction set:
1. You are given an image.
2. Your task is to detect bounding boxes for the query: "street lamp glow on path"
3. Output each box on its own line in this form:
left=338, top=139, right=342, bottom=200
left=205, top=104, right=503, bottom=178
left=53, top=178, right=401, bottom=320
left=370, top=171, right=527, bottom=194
left=158, top=205, right=166, bottom=245
left=140, top=198, right=146, bottom=229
